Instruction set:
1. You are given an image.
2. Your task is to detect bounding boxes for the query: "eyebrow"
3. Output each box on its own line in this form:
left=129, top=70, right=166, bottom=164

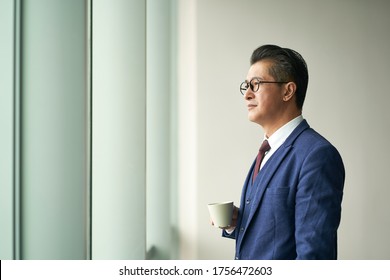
left=245, top=76, right=265, bottom=82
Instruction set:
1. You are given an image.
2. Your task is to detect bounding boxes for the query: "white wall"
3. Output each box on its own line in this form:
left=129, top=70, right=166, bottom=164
left=177, top=0, right=390, bottom=259
left=92, top=0, right=147, bottom=260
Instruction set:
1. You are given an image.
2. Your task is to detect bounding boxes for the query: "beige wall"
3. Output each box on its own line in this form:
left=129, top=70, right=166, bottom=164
left=178, top=0, right=390, bottom=259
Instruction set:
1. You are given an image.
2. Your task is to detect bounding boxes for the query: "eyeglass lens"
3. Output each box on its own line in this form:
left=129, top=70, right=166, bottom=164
left=240, top=78, right=260, bottom=95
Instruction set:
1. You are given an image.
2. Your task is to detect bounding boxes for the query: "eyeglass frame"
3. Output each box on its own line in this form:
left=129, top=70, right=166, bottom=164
left=240, top=77, right=290, bottom=95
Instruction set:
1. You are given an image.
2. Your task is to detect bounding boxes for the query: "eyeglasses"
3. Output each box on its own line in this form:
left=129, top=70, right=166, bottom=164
left=240, top=77, right=289, bottom=95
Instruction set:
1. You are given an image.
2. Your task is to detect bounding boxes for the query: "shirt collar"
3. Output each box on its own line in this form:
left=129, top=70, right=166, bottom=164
left=264, top=115, right=304, bottom=153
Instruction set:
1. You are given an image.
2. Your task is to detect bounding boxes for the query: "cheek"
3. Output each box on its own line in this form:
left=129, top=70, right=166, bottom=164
left=257, top=94, right=271, bottom=110
left=260, top=93, right=282, bottom=110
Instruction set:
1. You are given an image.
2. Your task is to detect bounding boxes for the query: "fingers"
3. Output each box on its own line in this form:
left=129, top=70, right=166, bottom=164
left=230, top=206, right=239, bottom=227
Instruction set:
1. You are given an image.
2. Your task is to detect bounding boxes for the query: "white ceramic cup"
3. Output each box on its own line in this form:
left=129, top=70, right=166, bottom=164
left=208, top=201, right=234, bottom=228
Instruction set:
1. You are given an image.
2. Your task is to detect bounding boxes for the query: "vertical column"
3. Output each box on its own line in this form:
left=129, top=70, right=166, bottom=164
left=92, top=0, right=147, bottom=259
left=146, top=0, right=172, bottom=259
left=177, top=0, right=198, bottom=259
left=0, top=0, right=15, bottom=260
left=21, top=0, right=88, bottom=259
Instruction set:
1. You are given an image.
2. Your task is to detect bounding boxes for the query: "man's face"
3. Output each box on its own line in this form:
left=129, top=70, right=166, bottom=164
left=244, top=60, right=287, bottom=127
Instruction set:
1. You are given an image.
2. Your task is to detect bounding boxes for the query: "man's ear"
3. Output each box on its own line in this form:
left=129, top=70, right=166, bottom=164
left=283, top=82, right=296, bottom=101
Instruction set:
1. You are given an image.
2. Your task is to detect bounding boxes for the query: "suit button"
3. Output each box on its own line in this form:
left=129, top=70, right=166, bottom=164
left=246, top=199, right=250, bottom=204
left=235, top=256, right=239, bottom=260
left=240, top=227, right=244, bottom=232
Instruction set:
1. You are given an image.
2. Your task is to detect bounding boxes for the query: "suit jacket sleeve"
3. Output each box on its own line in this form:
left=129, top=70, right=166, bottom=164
left=295, top=143, right=345, bottom=259
left=222, top=228, right=236, bottom=239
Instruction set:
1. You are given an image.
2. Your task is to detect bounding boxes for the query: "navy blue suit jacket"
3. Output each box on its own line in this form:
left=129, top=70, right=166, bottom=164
left=223, top=120, right=345, bottom=259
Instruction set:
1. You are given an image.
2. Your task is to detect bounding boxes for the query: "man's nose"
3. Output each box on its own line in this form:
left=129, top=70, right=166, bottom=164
left=244, top=89, right=254, bottom=100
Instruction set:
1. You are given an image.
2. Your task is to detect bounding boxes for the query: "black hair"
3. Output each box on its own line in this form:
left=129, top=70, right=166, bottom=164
left=250, top=44, right=308, bottom=110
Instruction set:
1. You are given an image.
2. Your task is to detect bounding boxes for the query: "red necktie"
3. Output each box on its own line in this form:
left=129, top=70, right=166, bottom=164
left=252, top=140, right=271, bottom=183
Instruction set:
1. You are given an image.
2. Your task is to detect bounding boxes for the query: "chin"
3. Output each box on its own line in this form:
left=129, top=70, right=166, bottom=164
left=248, top=113, right=258, bottom=123
left=248, top=114, right=262, bottom=125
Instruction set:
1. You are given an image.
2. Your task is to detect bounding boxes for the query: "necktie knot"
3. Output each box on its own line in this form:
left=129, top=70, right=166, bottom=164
left=259, top=139, right=271, bottom=154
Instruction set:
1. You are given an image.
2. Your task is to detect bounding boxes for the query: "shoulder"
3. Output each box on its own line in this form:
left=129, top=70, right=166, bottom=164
left=295, top=127, right=344, bottom=173
left=288, top=120, right=334, bottom=147
left=290, top=121, right=343, bottom=161
left=298, top=127, right=332, bottom=147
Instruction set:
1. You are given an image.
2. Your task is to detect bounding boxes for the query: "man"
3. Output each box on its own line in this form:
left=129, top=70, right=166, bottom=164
left=220, top=44, right=345, bottom=259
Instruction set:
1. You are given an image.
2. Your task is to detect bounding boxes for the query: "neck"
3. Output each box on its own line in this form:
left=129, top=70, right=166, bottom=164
left=262, top=111, right=301, bottom=137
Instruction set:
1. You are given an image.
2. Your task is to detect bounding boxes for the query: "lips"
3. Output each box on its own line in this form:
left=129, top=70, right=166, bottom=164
left=247, top=104, right=257, bottom=110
